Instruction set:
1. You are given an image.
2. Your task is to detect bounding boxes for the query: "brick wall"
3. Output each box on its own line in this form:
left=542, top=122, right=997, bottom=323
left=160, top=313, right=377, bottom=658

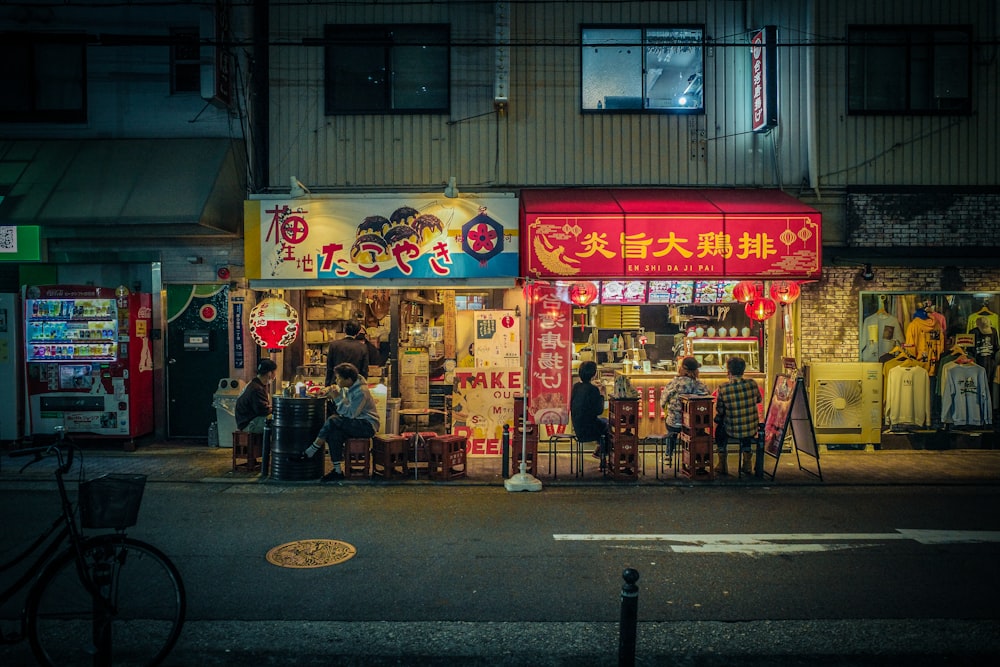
left=803, top=192, right=1000, bottom=364
left=847, top=192, right=1000, bottom=246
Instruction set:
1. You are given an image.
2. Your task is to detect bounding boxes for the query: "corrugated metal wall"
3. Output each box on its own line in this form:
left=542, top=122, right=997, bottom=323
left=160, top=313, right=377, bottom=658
left=268, top=0, right=998, bottom=192
left=813, top=0, right=1000, bottom=187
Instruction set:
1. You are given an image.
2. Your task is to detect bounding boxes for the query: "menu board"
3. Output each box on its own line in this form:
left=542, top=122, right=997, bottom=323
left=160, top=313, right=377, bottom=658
left=601, top=280, right=647, bottom=304
left=693, top=280, right=740, bottom=304
left=647, top=281, right=693, bottom=304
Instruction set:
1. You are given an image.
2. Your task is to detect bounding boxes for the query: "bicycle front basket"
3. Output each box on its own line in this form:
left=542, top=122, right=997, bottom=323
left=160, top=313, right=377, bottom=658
left=78, top=473, right=147, bottom=529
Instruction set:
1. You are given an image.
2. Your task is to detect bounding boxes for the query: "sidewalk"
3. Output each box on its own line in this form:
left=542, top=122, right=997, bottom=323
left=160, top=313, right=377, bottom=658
left=3, top=438, right=999, bottom=486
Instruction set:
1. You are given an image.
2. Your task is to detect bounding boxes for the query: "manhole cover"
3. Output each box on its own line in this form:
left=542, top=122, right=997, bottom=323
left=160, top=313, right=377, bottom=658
left=266, top=539, right=357, bottom=568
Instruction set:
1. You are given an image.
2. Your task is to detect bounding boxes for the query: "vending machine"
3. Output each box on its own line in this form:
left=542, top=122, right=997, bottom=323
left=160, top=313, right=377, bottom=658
left=23, top=285, right=153, bottom=440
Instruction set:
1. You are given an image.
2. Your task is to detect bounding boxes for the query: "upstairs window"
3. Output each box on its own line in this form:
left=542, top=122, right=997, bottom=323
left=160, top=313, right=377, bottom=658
left=582, top=26, right=705, bottom=113
left=0, top=33, right=87, bottom=123
left=170, top=27, right=201, bottom=94
left=324, top=24, right=449, bottom=114
left=848, top=25, right=972, bottom=115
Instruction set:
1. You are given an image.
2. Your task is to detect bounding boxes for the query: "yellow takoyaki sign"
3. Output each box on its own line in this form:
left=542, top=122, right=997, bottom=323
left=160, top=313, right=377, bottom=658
left=245, top=195, right=519, bottom=281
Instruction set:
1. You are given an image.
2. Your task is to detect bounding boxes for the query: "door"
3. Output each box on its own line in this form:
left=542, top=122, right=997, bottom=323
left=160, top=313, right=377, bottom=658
left=165, top=285, right=230, bottom=438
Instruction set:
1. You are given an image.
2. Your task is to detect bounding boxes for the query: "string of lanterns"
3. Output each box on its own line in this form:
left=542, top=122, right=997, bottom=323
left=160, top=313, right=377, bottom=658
left=733, top=280, right=801, bottom=322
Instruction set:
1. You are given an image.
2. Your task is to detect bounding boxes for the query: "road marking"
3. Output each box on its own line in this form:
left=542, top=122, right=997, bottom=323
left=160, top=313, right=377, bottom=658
left=552, top=530, right=1000, bottom=555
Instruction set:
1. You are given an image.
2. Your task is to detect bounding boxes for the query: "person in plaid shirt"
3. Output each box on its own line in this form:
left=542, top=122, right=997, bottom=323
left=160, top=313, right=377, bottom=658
left=714, top=357, right=761, bottom=475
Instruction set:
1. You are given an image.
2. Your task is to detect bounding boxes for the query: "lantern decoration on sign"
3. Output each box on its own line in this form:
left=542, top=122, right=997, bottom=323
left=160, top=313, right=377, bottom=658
left=769, top=280, right=801, bottom=305
left=745, top=296, right=777, bottom=322
left=732, top=280, right=759, bottom=304
left=566, top=281, right=598, bottom=330
left=249, top=296, right=300, bottom=351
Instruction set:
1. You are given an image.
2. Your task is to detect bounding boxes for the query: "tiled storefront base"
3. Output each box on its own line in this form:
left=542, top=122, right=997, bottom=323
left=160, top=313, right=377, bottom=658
left=879, top=429, right=999, bottom=450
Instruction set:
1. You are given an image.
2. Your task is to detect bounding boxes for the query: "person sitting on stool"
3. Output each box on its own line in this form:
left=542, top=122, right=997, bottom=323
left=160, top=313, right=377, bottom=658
left=714, top=356, right=761, bottom=476
left=294, top=362, right=380, bottom=482
left=234, top=359, right=277, bottom=434
left=571, top=361, right=610, bottom=461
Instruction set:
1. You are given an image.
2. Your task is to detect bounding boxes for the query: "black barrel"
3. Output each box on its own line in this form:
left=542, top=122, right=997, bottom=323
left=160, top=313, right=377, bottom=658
left=269, top=395, right=326, bottom=481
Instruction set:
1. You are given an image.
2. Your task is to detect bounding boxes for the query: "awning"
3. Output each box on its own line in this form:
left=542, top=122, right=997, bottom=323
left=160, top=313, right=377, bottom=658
left=520, top=188, right=821, bottom=280
left=0, top=138, right=246, bottom=238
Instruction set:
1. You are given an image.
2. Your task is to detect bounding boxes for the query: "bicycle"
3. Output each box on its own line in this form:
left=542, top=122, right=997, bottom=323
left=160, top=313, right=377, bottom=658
left=1, top=429, right=186, bottom=666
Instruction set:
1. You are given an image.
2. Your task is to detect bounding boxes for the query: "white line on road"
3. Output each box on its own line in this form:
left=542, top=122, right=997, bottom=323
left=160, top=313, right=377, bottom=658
left=552, top=530, right=1000, bottom=555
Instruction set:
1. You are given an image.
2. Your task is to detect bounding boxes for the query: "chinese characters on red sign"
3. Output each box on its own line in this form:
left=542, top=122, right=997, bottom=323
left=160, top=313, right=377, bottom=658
left=527, top=283, right=572, bottom=427
left=523, top=213, right=819, bottom=279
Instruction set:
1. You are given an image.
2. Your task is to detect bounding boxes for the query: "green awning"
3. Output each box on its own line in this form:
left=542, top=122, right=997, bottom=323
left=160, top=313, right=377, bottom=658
left=0, top=138, right=246, bottom=238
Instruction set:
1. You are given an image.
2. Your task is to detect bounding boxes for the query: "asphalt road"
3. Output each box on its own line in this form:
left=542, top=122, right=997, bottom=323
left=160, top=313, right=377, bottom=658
left=2, top=482, right=999, bottom=665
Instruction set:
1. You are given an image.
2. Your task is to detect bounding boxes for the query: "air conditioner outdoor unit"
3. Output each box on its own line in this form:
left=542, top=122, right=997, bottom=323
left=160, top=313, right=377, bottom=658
left=805, top=362, right=883, bottom=447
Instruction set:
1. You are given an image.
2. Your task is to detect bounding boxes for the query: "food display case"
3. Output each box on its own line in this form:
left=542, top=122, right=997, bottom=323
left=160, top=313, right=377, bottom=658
left=680, top=337, right=760, bottom=373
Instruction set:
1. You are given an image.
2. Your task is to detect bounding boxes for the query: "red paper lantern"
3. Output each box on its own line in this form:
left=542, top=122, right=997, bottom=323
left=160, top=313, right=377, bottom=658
left=769, top=280, right=801, bottom=304
left=745, top=297, right=777, bottom=322
left=567, top=281, right=598, bottom=307
left=249, top=297, right=300, bottom=350
left=732, top=280, right=758, bottom=304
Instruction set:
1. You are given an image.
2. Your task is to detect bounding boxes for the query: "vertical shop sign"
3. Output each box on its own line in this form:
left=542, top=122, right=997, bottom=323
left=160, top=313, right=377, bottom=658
left=527, top=283, right=572, bottom=426
left=751, top=26, right=778, bottom=132
left=232, top=299, right=244, bottom=369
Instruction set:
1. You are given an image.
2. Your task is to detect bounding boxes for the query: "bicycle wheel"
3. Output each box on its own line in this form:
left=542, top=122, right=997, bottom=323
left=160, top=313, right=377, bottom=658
left=26, top=535, right=186, bottom=667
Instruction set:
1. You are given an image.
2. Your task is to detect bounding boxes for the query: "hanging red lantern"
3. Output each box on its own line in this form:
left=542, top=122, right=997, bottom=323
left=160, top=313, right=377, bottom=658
left=769, top=280, right=801, bottom=304
left=249, top=296, right=300, bottom=351
left=732, top=280, right=759, bottom=304
left=745, top=297, right=777, bottom=322
left=567, top=281, right=598, bottom=307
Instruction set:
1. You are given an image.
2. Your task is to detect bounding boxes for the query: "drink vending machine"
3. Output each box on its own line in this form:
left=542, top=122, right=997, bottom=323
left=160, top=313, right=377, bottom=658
left=23, top=285, right=153, bottom=441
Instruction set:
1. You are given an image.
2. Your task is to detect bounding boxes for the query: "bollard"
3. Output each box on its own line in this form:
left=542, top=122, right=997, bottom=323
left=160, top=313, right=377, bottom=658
left=501, top=423, right=510, bottom=480
left=618, top=568, right=639, bottom=667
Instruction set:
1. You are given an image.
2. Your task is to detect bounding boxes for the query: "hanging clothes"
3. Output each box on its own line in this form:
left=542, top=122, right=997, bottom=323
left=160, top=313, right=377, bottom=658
left=966, top=308, right=999, bottom=334
left=941, top=360, right=992, bottom=427
left=884, top=364, right=931, bottom=429
left=904, top=310, right=943, bottom=375
left=860, top=310, right=905, bottom=362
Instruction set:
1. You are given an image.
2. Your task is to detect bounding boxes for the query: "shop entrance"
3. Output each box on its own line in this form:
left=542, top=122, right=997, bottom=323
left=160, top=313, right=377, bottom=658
left=165, top=285, right=231, bottom=439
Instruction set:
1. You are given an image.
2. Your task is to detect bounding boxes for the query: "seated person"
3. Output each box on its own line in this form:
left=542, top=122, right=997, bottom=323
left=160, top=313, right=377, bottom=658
left=570, top=361, right=611, bottom=459
left=714, top=356, right=762, bottom=475
left=295, top=362, right=380, bottom=482
left=661, top=356, right=710, bottom=456
left=234, top=359, right=277, bottom=434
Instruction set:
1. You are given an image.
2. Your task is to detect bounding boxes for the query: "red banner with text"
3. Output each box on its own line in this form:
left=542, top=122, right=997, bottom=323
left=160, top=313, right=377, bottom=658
left=527, top=283, right=572, bottom=433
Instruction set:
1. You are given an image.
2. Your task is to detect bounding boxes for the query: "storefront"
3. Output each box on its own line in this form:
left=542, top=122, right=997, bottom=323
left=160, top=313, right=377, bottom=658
left=243, top=193, right=527, bottom=456
left=519, top=188, right=822, bottom=440
left=242, top=188, right=822, bottom=468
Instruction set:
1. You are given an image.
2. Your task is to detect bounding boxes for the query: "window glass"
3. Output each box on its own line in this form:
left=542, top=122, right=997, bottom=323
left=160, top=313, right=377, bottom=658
left=582, top=26, right=704, bottom=113
left=0, top=34, right=86, bottom=122
left=847, top=26, right=971, bottom=115
left=170, top=27, right=201, bottom=94
left=325, top=24, right=449, bottom=114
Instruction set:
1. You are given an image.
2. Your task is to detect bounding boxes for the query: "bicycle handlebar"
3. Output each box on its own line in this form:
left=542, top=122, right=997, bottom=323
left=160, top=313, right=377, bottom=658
left=8, top=443, right=75, bottom=475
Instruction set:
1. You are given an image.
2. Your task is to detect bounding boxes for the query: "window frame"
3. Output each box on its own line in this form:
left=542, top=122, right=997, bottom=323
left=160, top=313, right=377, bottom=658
left=0, top=32, right=87, bottom=124
left=170, top=26, right=201, bottom=95
left=580, top=24, right=706, bottom=115
left=324, top=23, right=450, bottom=115
left=847, top=24, right=973, bottom=116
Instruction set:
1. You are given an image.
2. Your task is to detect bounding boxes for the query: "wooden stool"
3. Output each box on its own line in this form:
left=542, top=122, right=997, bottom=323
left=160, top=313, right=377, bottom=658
left=232, top=431, right=263, bottom=472
left=428, top=434, right=468, bottom=480
left=607, top=437, right=639, bottom=481
left=372, top=434, right=408, bottom=480
left=344, top=437, right=371, bottom=479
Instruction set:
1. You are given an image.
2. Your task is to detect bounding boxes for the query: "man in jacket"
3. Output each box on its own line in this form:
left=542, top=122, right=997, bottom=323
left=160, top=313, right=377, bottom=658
left=325, top=319, right=369, bottom=385
left=235, top=359, right=277, bottom=434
